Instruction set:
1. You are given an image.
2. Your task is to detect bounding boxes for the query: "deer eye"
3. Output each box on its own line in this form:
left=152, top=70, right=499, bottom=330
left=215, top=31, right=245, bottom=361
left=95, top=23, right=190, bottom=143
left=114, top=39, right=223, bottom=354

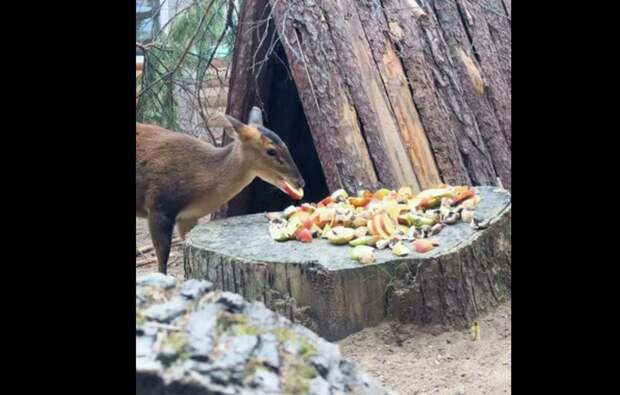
left=266, top=149, right=277, bottom=157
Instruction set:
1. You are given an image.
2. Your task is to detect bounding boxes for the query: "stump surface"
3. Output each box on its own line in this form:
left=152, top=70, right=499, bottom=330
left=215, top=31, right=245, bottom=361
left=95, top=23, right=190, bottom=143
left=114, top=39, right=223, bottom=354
left=185, top=187, right=511, bottom=341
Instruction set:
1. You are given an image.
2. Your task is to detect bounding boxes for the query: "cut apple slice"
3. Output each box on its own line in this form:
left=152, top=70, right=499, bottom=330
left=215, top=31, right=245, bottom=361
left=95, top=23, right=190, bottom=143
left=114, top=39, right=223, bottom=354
left=349, top=235, right=378, bottom=247
left=294, top=227, right=313, bottom=243
left=282, top=180, right=304, bottom=200
left=413, top=239, right=434, bottom=253
left=327, top=226, right=356, bottom=245
left=374, top=188, right=391, bottom=200
left=367, top=213, right=397, bottom=239
left=452, top=187, right=476, bottom=205
left=289, top=210, right=311, bottom=223
left=349, top=196, right=371, bottom=207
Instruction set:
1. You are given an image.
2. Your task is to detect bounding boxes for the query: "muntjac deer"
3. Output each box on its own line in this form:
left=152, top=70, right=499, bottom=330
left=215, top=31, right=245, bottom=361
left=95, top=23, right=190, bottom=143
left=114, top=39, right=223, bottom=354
left=136, top=107, right=305, bottom=274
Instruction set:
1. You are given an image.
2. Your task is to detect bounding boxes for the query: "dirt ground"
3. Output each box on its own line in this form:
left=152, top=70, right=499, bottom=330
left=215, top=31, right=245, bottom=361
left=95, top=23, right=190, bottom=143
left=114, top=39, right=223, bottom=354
left=136, top=218, right=207, bottom=281
left=338, top=303, right=511, bottom=395
left=136, top=220, right=511, bottom=395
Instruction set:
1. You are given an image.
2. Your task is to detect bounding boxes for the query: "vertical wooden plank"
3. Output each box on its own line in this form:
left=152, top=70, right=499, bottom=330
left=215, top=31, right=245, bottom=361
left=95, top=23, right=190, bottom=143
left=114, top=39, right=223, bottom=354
left=269, top=0, right=380, bottom=193
left=383, top=0, right=497, bottom=186
left=356, top=0, right=442, bottom=189
left=428, top=0, right=511, bottom=189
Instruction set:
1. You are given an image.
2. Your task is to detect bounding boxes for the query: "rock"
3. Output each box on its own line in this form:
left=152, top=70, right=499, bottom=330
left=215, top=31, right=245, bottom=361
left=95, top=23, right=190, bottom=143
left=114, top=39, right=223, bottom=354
left=136, top=279, right=394, bottom=394
left=309, top=355, right=331, bottom=378
left=136, top=290, right=148, bottom=306
left=248, top=369, right=280, bottom=393
left=180, top=279, right=213, bottom=300
left=143, top=296, right=188, bottom=323
left=283, top=339, right=301, bottom=356
left=186, top=304, right=220, bottom=358
left=217, top=292, right=245, bottom=313
left=245, top=302, right=282, bottom=329
left=136, top=335, right=154, bottom=358
left=136, top=272, right=177, bottom=289
left=309, top=376, right=331, bottom=395
left=255, top=333, right=279, bottom=370
left=212, top=335, right=258, bottom=374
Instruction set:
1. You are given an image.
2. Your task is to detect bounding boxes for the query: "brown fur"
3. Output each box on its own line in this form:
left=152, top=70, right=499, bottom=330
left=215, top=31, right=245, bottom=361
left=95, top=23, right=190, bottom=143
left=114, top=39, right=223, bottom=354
left=136, top=110, right=304, bottom=274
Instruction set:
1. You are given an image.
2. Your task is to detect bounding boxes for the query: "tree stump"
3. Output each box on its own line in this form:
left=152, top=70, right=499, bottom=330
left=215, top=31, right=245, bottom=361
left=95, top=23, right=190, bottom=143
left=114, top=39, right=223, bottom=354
left=185, top=187, right=511, bottom=341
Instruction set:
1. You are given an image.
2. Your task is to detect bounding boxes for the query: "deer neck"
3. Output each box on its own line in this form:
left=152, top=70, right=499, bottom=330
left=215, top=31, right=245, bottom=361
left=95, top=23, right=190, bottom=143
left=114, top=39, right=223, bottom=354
left=201, top=140, right=256, bottom=208
left=179, top=140, right=257, bottom=221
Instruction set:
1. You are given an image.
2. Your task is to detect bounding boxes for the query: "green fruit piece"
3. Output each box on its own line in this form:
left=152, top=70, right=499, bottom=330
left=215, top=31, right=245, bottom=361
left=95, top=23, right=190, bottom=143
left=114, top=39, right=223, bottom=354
left=391, top=242, right=409, bottom=256
left=349, top=235, right=378, bottom=247
left=407, top=214, right=436, bottom=227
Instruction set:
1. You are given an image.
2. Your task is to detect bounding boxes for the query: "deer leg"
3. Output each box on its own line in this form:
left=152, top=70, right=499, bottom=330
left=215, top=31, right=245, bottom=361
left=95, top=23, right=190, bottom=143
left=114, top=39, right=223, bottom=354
left=177, top=217, right=199, bottom=241
left=148, top=211, right=175, bottom=274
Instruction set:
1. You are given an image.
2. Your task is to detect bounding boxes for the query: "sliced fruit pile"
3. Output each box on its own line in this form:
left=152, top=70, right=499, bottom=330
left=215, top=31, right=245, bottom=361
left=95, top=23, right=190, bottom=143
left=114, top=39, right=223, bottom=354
left=266, top=185, right=482, bottom=265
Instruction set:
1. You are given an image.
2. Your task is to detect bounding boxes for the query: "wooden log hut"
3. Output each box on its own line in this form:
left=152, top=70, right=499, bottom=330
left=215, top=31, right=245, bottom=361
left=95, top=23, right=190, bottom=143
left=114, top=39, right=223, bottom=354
left=219, top=0, right=511, bottom=218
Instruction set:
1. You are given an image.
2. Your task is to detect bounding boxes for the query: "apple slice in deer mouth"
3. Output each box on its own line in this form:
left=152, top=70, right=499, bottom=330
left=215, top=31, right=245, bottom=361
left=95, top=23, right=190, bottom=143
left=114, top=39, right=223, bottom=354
left=282, top=180, right=304, bottom=200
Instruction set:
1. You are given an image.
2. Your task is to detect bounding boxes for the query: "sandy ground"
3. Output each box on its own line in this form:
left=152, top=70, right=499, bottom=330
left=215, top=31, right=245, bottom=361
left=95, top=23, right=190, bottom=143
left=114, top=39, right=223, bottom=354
left=136, top=220, right=511, bottom=395
left=338, top=303, right=511, bottom=395
left=136, top=218, right=202, bottom=281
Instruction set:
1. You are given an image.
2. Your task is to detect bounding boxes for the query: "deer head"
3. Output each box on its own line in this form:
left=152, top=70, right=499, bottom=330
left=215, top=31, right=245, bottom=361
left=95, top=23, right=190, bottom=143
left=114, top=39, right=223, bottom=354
left=225, top=107, right=305, bottom=199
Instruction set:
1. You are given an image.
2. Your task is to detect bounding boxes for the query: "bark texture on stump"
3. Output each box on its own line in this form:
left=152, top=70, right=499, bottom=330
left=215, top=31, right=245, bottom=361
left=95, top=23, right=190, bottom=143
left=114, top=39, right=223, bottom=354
left=185, top=187, right=511, bottom=341
left=221, top=0, right=511, bottom=218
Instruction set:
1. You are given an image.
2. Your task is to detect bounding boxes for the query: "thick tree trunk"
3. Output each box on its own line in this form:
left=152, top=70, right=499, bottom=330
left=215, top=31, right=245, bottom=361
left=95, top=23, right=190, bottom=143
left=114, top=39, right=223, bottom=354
left=185, top=187, right=511, bottom=341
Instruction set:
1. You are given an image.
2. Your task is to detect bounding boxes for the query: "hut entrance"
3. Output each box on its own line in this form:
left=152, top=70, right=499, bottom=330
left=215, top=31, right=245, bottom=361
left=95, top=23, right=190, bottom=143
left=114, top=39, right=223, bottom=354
left=226, top=42, right=329, bottom=216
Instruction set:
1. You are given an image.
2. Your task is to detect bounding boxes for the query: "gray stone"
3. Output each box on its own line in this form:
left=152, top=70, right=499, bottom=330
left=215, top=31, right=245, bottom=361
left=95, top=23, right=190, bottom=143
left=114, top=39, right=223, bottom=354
left=143, top=296, right=188, bottom=323
left=141, top=324, right=159, bottom=337
left=186, top=304, right=219, bottom=358
left=309, top=376, right=332, bottom=395
left=245, top=302, right=280, bottom=329
left=309, top=355, right=331, bottom=378
left=136, top=272, right=177, bottom=289
left=180, top=279, right=213, bottom=300
left=136, top=279, right=395, bottom=394
left=248, top=369, right=280, bottom=393
left=136, top=335, right=154, bottom=358
left=213, top=335, right=258, bottom=372
left=216, top=292, right=245, bottom=313
left=136, top=356, right=163, bottom=374
left=157, top=347, right=180, bottom=366
left=182, top=358, right=212, bottom=374
left=174, top=371, right=237, bottom=395
left=136, top=290, right=147, bottom=306
left=282, top=339, right=301, bottom=356
left=255, top=333, right=279, bottom=370
left=209, top=368, right=234, bottom=386
left=327, top=366, right=346, bottom=393
left=204, top=334, right=259, bottom=385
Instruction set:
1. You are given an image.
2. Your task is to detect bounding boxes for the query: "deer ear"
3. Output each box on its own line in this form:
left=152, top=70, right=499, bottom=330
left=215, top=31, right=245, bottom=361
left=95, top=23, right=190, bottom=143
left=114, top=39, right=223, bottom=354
left=224, top=114, right=257, bottom=140
left=247, top=106, right=264, bottom=126
left=225, top=115, right=246, bottom=131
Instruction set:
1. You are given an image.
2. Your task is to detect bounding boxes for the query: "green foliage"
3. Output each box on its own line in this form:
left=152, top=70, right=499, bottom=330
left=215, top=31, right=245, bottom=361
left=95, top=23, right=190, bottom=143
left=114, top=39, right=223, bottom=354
left=137, top=0, right=237, bottom=130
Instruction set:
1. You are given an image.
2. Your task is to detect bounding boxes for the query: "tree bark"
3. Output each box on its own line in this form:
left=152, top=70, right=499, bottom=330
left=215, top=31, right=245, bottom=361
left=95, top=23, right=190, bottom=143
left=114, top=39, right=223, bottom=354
left=425, top=0, right=511, bottom=189
left=355, top=0, right=442, bottom=190
left=268, top=0, right=382, bottom=194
